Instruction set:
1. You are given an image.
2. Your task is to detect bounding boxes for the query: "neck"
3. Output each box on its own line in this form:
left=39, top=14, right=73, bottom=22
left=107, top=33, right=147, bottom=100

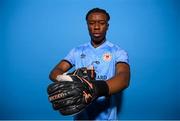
left=91, top=38, right=106, bottom=48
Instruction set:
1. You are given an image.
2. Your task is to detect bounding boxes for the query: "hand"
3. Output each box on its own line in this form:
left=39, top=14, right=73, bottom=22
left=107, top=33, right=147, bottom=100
left=47, top=67, right=109, bottom=115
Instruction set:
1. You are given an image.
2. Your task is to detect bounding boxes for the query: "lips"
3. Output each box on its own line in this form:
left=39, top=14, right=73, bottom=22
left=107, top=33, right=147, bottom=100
left=93, top=33, right=101, bottom=37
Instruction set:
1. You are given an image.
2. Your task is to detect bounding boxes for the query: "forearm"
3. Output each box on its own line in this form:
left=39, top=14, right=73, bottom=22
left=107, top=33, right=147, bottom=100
left=106, top=74, right=130, bottom=95
left=49, top=68, right=65, bottom=81
left=49, top=60, right=72, bottom=82
left=106, top=63, right=130, bottom=95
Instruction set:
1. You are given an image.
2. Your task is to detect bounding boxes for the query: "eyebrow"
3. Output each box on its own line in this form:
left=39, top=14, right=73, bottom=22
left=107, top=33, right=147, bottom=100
left=88, top=20, right=106, bottom=22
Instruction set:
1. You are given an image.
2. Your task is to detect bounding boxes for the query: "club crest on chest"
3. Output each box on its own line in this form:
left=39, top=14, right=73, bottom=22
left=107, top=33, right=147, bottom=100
left=102, top=52, right=112, bottom=62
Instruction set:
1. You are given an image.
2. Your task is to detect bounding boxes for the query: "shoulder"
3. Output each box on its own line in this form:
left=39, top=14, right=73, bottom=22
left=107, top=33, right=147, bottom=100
left=107, top=41, right=129, bottom=63
left=69, top=42, right=89, bottom=53
left=106, top=41, right=128, bottom=53
left=76, top=42, right=89, bottom=50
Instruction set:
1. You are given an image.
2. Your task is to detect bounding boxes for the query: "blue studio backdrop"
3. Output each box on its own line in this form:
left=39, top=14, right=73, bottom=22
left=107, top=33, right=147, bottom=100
left=0, top=0, right=179, bottom=120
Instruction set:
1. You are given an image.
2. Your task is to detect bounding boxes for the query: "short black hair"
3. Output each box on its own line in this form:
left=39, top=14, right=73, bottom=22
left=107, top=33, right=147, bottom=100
left=86, top=8, right=110, bottom=21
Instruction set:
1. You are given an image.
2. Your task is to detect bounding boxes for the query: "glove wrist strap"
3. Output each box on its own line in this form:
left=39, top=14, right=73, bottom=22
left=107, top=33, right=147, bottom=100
left=93, top=81, right=109, bottom=97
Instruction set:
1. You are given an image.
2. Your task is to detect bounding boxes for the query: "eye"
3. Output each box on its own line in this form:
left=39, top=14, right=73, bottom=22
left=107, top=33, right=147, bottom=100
left=88, top=21, right=95, bottom=25
left=99, top=21, right=106, bottom=25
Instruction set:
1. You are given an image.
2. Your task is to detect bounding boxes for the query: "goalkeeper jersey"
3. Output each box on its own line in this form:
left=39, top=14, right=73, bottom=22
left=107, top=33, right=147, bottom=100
left=64, top=40, right=129, bottom=120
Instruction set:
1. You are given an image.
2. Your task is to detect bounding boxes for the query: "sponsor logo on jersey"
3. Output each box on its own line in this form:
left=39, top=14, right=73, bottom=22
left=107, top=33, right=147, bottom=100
left=97, top=75, right=107, bottom=80
left=102, top=52, right=112, bottom=62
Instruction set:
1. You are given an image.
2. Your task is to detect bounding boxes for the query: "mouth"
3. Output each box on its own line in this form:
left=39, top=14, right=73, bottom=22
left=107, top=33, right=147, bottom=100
left=93, top=33, right=101, bottom=37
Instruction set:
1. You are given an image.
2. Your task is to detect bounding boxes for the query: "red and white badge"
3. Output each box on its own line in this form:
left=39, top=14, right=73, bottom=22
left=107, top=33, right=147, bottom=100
left=102, top=52, right=112, bottom=62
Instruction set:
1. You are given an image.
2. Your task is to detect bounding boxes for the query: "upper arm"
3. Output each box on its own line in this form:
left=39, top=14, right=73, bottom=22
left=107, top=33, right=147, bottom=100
left=49, top=48, right=76, bottom=81
left=55, top=60, right=73, bottom=72
left=106, top=47, right=130, bottom=94
left=115, top=47, right=130, bottom=82
left=116, top=62, right=130, bottom=83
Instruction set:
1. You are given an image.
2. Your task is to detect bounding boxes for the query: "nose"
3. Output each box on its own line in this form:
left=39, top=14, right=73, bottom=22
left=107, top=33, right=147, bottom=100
left=94, top=23, right=100, bottom=30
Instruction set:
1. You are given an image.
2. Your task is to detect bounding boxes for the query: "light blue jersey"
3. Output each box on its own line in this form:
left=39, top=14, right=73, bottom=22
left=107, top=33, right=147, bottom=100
left=64, top=41, right=129, bottom=120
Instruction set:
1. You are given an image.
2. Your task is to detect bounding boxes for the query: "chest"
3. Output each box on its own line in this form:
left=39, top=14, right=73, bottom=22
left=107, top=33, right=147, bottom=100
left=74, top=48, right=116, bottom=79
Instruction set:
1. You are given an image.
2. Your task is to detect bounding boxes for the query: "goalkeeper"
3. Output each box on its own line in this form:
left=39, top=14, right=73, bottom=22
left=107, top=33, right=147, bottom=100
left=48, top=8, right=130, bottom=120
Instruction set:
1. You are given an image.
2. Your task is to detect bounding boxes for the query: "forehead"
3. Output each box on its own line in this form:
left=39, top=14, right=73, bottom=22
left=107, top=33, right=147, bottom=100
left=87, top=12, right=107, bottom=21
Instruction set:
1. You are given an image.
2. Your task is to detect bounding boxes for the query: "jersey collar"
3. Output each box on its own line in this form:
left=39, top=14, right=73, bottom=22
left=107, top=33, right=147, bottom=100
left=88, top=40, right=110, bottom=50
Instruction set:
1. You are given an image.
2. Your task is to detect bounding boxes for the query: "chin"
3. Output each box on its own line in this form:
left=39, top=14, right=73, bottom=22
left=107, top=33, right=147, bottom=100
left=92, top=37, right=105, bottom=44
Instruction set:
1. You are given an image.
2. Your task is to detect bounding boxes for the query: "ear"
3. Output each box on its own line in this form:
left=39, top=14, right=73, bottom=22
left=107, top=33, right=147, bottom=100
left=106, top=23, right=109, bottom=30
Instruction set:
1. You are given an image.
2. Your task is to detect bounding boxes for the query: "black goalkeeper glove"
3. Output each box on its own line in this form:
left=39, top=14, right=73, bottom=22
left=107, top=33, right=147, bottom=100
left=47, top=67, right=109, bottom=115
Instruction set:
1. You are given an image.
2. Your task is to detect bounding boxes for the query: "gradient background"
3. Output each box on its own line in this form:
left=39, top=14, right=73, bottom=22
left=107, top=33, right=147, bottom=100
left=0, top=0, right=179, bottom=120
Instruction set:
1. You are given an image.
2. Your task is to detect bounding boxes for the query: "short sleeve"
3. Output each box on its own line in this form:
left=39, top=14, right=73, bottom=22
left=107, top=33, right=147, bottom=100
left=115, top=49, right=129, bottom=64
left=63, top=48, right=76, bottom=66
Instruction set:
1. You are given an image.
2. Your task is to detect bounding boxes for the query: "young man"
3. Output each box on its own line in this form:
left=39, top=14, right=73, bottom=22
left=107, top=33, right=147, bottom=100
left=49, top=8, right=130, bottom=120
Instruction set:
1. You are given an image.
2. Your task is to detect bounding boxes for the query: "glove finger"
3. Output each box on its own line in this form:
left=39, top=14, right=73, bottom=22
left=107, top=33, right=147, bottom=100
left=48, top=88, right=82, bottom=102
left=52, top=94, right=83, bottom=110
left=47, top=81, right=74, bottom=94
left=59, top=103, right=86, bottom=115
left=52, top=96, right=74, bottom=110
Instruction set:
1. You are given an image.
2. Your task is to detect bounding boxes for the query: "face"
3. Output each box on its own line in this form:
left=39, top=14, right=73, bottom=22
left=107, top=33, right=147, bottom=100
left=87, top=12, right=109, bottom=45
